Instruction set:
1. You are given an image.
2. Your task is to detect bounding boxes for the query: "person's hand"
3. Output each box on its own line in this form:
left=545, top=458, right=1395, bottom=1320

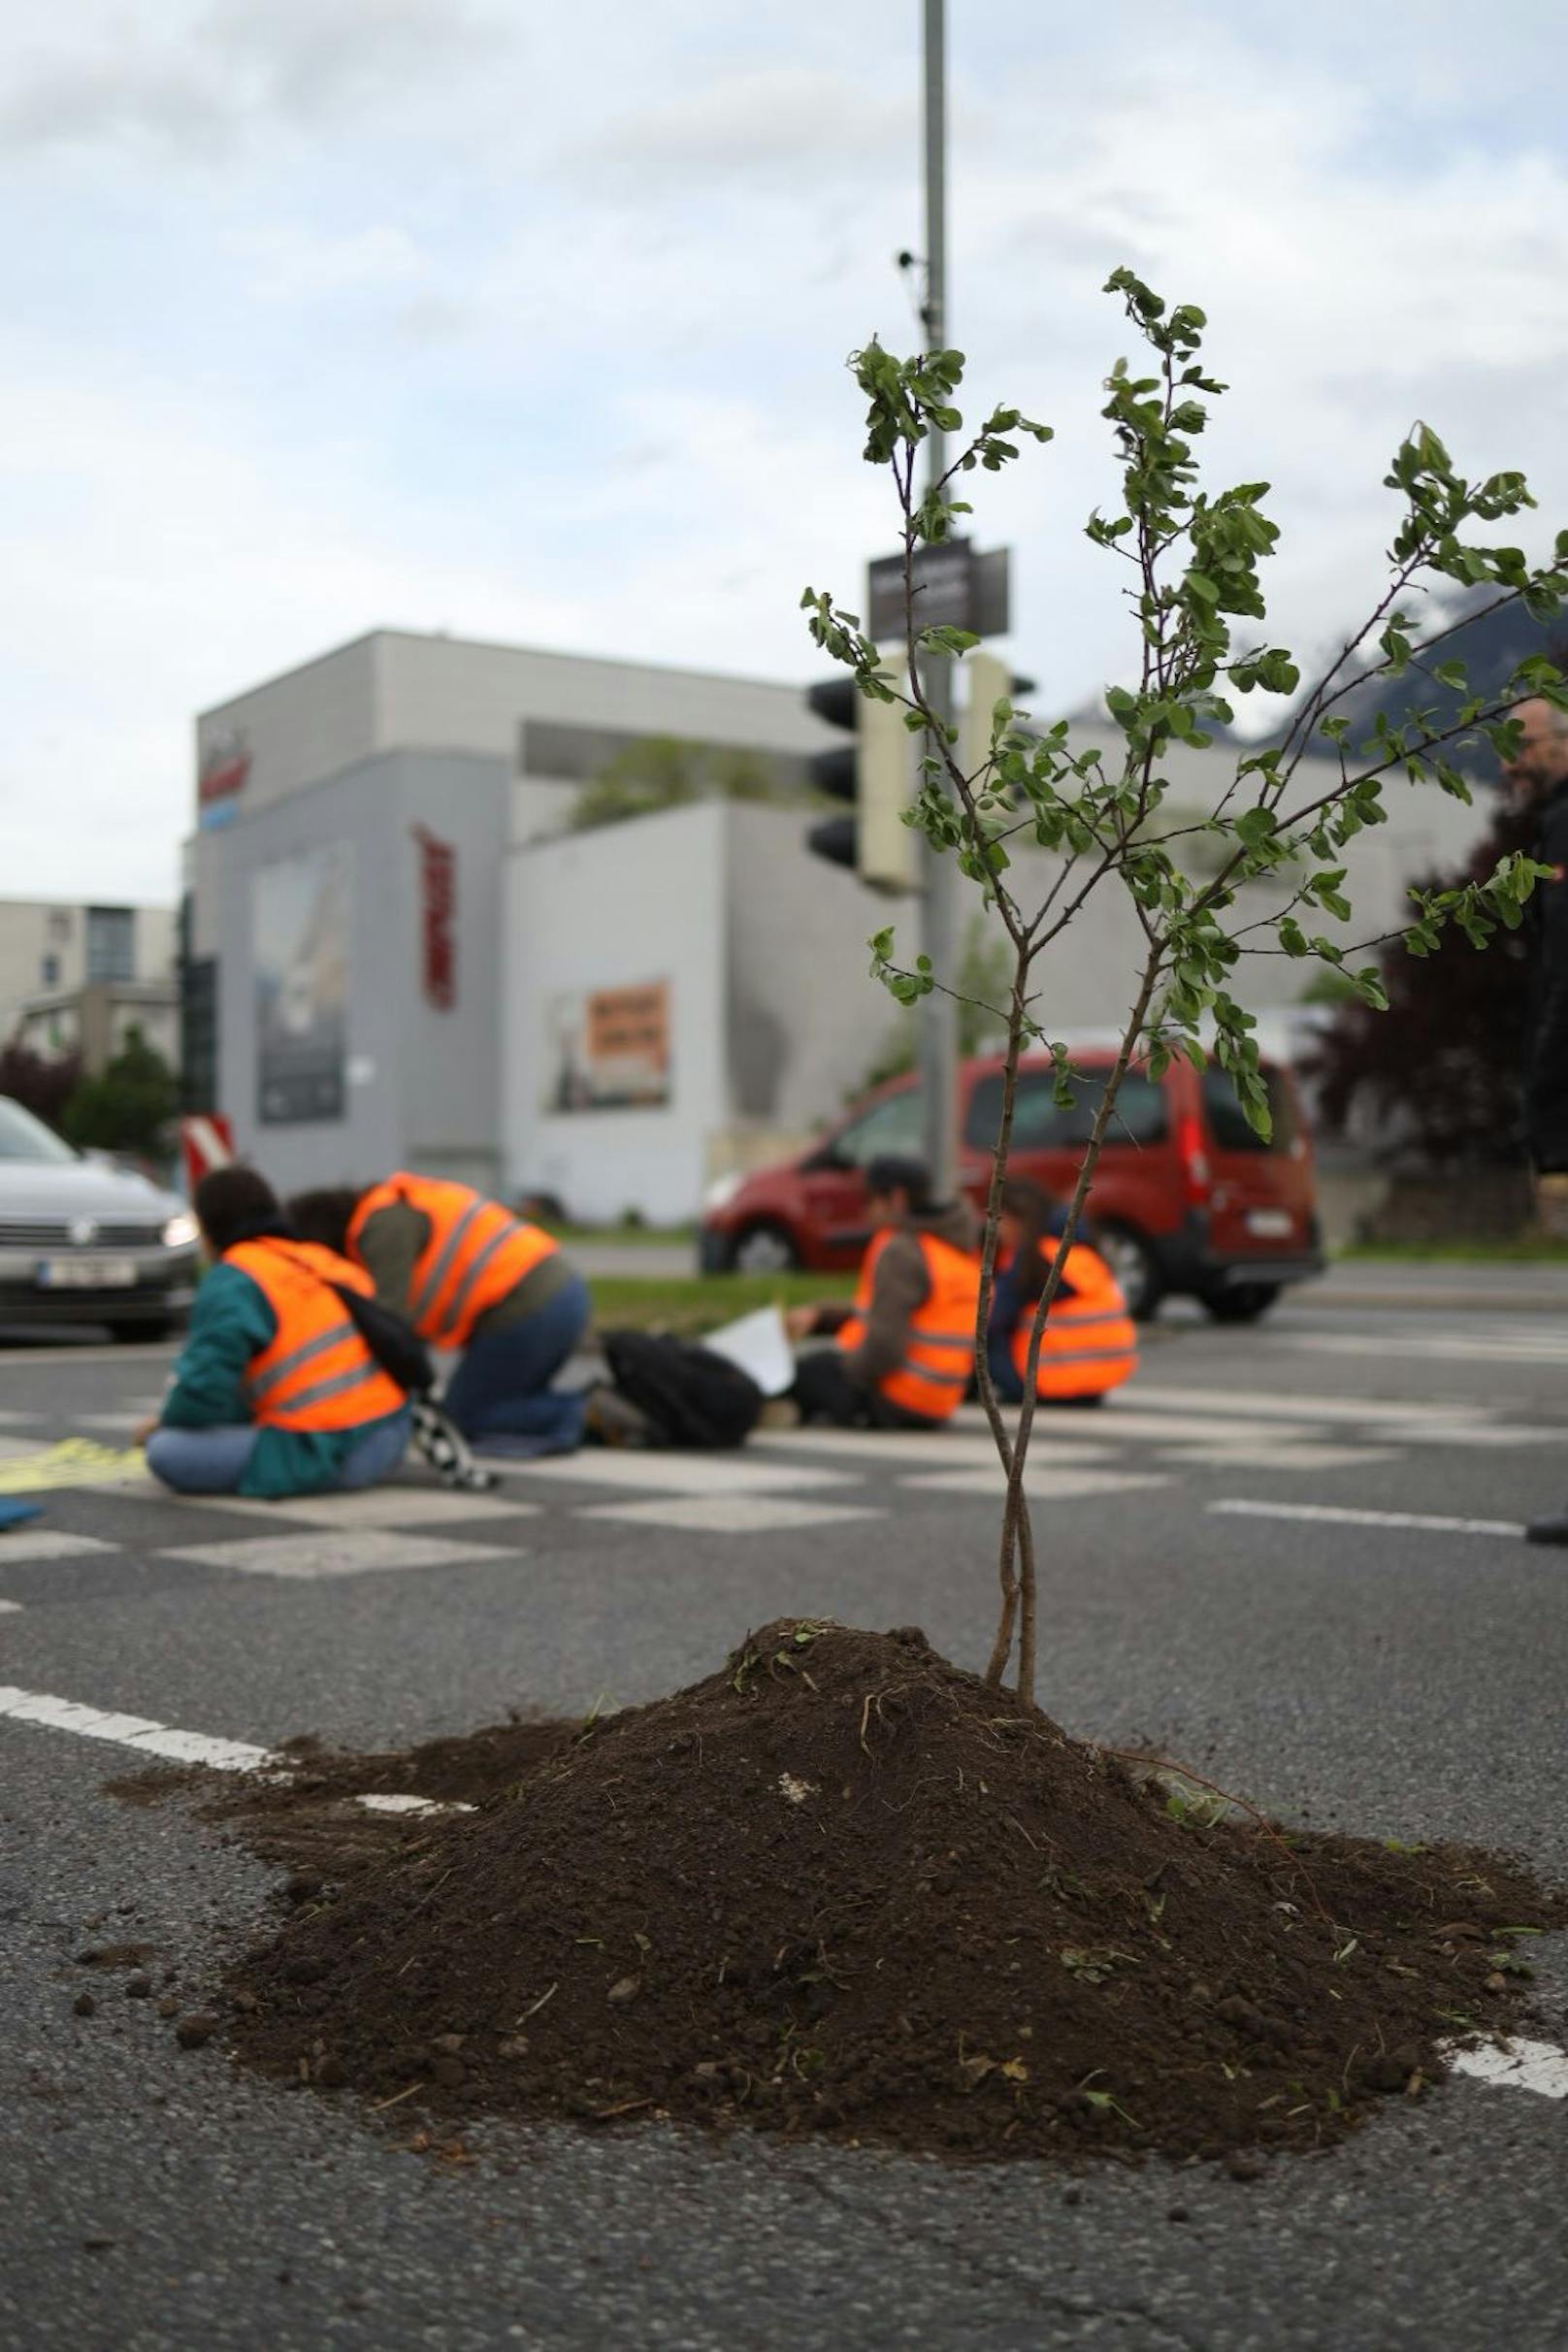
left=783, top=1304, right=819, bottom=1343
left=130, top=1417, right=160, bottom=1449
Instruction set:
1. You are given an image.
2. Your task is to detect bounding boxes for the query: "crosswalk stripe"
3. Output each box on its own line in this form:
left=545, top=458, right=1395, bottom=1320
left=1209, top=1500, right=1525, bottom=1538
left=0, top=1683, right=274, bottom=1770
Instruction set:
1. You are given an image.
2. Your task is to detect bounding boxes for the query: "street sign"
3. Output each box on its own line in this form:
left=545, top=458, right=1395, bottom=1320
left=866, top=540, right=1010, bottom=644
left=180, top=1113, right=234, bottom=1194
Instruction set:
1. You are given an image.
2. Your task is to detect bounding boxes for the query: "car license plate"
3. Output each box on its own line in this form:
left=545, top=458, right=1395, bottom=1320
left=36, top=1258, right=140, bottom=1290
left=1244, top=1209, right=1293, bottom=1239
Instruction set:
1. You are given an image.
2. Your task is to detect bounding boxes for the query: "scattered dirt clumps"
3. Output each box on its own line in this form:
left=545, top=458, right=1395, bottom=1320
left=190, top=1623, right=1564, bottom=2165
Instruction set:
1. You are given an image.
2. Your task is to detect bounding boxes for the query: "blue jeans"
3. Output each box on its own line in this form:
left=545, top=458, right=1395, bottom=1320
left=146, top=1409, right=413, bottom=1496
left=987, top=1326, right=1027, bottom=1406
left=442, top=1275, right=592, bottom=1452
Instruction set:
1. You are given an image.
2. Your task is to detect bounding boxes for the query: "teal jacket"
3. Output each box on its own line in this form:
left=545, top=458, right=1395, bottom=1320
left=159, top=1258, right=408, bottom=1499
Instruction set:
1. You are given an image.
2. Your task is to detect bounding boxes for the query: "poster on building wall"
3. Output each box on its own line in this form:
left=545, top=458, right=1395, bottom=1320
left=545, top=980, right=671, bottom=1112
left=253, top=842, right=352, bottom=1124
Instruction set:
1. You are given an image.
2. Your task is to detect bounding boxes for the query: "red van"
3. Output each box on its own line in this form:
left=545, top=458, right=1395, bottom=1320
left=700, top=1048, right=1324, bottom=1321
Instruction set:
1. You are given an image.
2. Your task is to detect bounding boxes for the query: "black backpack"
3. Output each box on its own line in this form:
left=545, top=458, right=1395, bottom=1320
left=329, top=1283, right=436, bottom=1396
left=600, top=1328, right=764, bottom=1450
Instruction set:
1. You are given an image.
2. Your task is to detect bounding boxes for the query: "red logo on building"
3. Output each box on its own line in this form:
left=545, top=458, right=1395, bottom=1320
left=413, top=826, right=457, bottom=1011
left=199, top=734, right=251, bottom=807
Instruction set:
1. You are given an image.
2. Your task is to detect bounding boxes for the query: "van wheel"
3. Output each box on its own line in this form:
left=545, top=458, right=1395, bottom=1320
left=1204, top=1284, right=1281, bottom=1324
left=731, top=1222, right=800, bottom=1275
left=1098, top=1225, right=1163, bottom=1321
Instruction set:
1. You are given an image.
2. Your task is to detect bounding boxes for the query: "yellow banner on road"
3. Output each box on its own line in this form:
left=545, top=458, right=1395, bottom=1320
left=0, top=1440, right=150, bottom=1493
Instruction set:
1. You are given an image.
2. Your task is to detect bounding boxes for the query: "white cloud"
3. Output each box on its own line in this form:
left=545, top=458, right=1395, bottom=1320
left=2, top=0, right=1568, bottom=903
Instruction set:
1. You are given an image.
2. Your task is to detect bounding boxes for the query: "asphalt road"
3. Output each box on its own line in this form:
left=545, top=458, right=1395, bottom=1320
left=2, top=1286, right=1567, bottom=2351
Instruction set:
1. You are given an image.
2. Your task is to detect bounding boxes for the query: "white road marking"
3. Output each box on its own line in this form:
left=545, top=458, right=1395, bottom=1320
left=0, top=1683, right=273, bottom=1771
left=1291, top=1329, right=1568, bottom=1369
left=578, top=1494, right=884, bottom=1534
left=1210, top=1499, right=1525, bottom=1538
left=1376, top=1424, right=1557, bottom=1451
left=1446, top=2037, right=1568, bottom=2098
left=160, top=1530, right=525, bottom=1579
left=486, top=1453, right=858, bottom=1495
left=753, top=1426, right=1112, bottom=1467
left=903, top=1466, right=1168, bottom=1500
left=0, top=1530, right=119, bottom=1563
left=0, top=1599, right=20, bottom=1614
left=163, top=1486, right=540, bottom=1528
left=1127, top=1383, right=1515, bottom=1428
left=1163, top=1442, right=1400, bottom=1472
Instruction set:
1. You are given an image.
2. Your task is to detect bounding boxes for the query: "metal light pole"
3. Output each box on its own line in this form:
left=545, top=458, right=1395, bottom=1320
left=918, top=0, right=960, bottom=1198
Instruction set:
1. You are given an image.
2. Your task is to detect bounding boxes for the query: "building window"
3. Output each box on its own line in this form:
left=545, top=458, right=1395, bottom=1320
left=86, top=906, right=136, bottom=983
left=40, top=954, right=59, bottom=988
left=48, top=909, right=72, bottom=942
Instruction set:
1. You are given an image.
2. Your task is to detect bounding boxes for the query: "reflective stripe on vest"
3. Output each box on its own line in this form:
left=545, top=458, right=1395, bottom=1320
left=838, top=1226, right=981, bottom=1421
left=1009, top=1239, right=1138, bottom=1400
left=228, top=1239, right=407, bottom=1435
left=349, top=1174, right=558, bottom=1349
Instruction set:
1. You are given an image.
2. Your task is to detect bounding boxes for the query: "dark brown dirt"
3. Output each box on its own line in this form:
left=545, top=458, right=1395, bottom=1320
left=154, top=1623, right=1566, bottom=2166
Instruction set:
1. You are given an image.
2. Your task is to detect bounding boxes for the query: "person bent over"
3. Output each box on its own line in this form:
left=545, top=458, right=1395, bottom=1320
left=986, top=1177, right=1137, bottom=1409
left=786, top=1156, right=980, bottom=1428
left=290, top=1174, right=589, bottom=1454
left=141, top=1167, right=411, bottom=1498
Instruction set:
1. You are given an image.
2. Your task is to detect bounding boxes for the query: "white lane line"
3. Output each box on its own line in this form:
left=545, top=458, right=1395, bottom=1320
left=1164, top=1442, right=1399, bottom=1473
left=0, top=1599, right=20, bottom=1615
left=159, top=1530, right=520, bottom=1580
left=162, top=1486, right=540, bottom=1528
left=904, top=1466, right=1168, bottom=1500
left=0, top=1683, right=274, bottom=1771
left=1210, top=1499, right=1525, bottom=1538
left=1129, top=1385, right=1557, bottom=1441
left=0, top=1530, right=119, bottom=1563
left=1446, top=2037, right=1568, bottom=2098
left=578, top=1495, right=883, bottom=1534
left=486, top=1454, right=858, bottom=1495
left=1112, top=1384, right=1499, bottom=1428
left=1292, top=1331, right=1568, bottom=1368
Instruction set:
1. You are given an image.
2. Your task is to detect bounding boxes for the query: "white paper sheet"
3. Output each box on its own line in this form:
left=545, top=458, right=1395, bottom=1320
left=702, top=1304, right=796, bottom=1397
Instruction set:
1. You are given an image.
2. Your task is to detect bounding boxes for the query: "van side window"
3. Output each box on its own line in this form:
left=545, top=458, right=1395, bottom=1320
left=833, top=1084, right=928, bottom=1165
left=964, top=1067, right=1169, bottom=1151
left=1201, top=1065, right=1294, bottom=1153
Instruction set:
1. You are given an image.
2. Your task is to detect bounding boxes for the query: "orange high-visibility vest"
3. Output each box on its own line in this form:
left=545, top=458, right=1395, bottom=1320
left=1010, top=1237, right=1138, bottom=1400
left=347, top=1173, right=558, bottom=1350
left=837, top=1227, right=981, bottom=1421
left=227, top=1239, right=407, bottom=1433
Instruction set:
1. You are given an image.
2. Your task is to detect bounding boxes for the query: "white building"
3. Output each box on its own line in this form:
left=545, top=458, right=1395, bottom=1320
left=0, top=898, right=179, bottom=1072
left=185, top=630, right=1492, bottom=1224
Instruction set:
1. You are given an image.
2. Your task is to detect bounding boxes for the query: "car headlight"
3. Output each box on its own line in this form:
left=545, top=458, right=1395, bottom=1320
left=703, top=1171, right=744, bottom=1213
left=161, top=1211, right=200, bottom=1251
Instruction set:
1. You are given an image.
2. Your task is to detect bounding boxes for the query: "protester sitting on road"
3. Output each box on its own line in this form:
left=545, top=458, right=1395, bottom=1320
left=289, top=1175, right=589, bottom=1455
left=139, top=1166, right=412, bottom=1498
left=785, top=1156, right=980, bottom=1428
left=986, top=1176, right=1138, bottom=1409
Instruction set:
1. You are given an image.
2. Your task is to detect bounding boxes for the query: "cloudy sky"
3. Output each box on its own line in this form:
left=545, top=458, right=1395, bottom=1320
left=6, top=0, right=1568, bottom=901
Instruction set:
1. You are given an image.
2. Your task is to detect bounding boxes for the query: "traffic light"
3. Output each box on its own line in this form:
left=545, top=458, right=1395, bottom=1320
left=958, top=651, right=1016, bottom=777
left=803, top=662, right=918, bottom=893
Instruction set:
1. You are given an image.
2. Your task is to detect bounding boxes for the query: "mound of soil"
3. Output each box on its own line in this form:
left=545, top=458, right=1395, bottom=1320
left=198, top=1623, right=1561, bottom=2165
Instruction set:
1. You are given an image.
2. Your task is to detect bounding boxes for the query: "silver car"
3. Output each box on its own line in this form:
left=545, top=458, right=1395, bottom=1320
left=0, top=1095, right=200, bottom=1340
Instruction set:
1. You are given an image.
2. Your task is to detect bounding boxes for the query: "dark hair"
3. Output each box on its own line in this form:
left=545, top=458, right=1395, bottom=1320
left=865, top=1155, right=932, bottom=1215
left=194, top=1165, right=287, bottom=1256
left=287, top=1187, right=363, bottom=1257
